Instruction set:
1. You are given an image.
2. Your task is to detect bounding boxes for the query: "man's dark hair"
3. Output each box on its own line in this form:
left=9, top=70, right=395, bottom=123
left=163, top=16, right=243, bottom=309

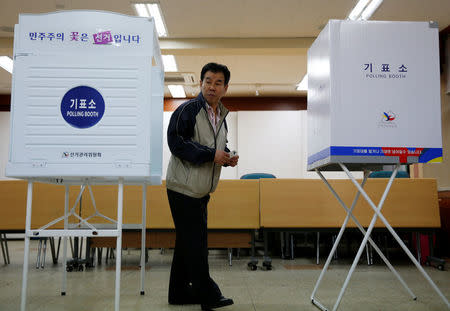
left=200, top=62, right=230, bottom=85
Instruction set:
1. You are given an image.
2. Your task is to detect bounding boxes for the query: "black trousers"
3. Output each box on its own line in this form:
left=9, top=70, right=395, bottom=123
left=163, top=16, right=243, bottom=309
left=167, top=189, right=222, bottom=304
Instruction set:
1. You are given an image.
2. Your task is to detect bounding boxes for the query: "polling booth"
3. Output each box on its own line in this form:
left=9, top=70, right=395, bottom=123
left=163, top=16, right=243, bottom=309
left=306, top=20, right=449, bottom=310
left=6, top=11, right=164, bottom=311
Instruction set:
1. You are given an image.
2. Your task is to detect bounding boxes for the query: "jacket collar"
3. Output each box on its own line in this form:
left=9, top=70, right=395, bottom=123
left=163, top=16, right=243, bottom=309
left=197, top=92, right=229, bottom=116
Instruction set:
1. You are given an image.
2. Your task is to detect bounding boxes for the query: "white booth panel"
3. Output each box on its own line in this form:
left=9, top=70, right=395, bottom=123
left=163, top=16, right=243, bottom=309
left=6, top=11, right=164, bottom=184
left=15, top=11, right=155, bottom=56
left=335, top=21, right=441, bottom=148
left=150, top=67, right=164, bottom=184
left=307, top=20, right=442, bottom=171
left=10, top=55, right=150, bottom=164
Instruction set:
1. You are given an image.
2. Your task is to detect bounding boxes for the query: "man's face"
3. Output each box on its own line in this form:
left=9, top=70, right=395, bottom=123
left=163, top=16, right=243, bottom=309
left=200, top=71, right=228, bottom=106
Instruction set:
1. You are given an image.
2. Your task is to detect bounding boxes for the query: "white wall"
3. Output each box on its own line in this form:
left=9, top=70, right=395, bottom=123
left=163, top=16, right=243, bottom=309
left=220, top=111, right=238, bottom=179
left=1, top=110, right=359, bottom=180
left=237, top=111, right=302, bottom=178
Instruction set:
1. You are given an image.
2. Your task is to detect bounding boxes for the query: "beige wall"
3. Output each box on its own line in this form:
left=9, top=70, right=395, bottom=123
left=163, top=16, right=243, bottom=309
left=423, top=67, right=450, bottom=190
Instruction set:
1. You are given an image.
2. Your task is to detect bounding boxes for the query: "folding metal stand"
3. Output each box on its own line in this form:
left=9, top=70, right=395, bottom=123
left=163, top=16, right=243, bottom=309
left=20, top=178, right=148, bottom=311
left=311, top=163, right=450, bottom=311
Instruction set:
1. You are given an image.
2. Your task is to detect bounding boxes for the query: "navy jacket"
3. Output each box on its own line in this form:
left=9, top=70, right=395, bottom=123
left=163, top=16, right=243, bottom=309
left=166, top=93, right=229, bottom=198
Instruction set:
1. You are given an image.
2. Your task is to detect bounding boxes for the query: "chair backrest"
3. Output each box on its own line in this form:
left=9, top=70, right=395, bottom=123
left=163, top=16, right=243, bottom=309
left=240, top=173, right=276, bottom=179
left=368, top=171, right=409, bottom=178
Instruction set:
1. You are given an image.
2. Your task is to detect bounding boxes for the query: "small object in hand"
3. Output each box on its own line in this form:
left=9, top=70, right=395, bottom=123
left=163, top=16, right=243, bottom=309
left=230, top=150, right=238, bottom=157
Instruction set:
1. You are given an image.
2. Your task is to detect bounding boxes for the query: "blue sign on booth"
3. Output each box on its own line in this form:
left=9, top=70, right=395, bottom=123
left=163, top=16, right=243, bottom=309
left=61, top=86, right=105, bottom=129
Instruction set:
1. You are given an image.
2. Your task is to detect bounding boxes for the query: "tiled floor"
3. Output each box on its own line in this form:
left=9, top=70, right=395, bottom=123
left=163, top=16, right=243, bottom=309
left=1, top=240, right=449, bottom=311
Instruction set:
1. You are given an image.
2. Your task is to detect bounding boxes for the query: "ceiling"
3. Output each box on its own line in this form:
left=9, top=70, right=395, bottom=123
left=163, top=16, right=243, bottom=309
left=0, top=0, right=449, bottom=97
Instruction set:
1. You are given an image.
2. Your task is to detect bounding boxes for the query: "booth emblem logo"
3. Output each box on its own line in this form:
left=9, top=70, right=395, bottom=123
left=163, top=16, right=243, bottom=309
left=383, top=111, right=396, bottom=122
left=61, top=85, right=105, bottom=129
left=379, top=111, right=397, bottom=128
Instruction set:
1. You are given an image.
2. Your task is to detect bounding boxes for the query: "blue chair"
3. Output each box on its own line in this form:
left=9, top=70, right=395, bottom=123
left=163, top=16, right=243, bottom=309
left=240, top=173, right=276, bottom=179
left=240, top=173, right=276, bottom=270
left=368, top=171, right=409, bottom=178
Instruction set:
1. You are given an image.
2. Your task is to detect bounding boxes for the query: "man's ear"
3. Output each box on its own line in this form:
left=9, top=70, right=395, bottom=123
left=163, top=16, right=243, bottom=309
left=224, top=84, right=229, bottom=92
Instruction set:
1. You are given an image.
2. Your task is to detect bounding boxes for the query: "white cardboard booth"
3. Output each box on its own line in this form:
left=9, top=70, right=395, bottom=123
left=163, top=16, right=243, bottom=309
left=307, top=20, right=442, bottom=171
left=6, top=11, right=164, bottom=311
left=307, top=20, right=449, bottom=311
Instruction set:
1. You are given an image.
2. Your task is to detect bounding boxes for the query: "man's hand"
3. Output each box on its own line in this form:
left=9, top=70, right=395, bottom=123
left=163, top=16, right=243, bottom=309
left=214, top=150, right=230, bottom=166
left=227, top=155, right=239, bottom=167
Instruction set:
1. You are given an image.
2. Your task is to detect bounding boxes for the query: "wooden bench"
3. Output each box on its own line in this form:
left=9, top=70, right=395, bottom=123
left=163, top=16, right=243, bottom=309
left=260, top=178, right=440, bottom=228
left=86, top=180, right=260, bottom=265
left=259, top=178, right=441, bottom=262
left=0, top=178, right=441, bottom=265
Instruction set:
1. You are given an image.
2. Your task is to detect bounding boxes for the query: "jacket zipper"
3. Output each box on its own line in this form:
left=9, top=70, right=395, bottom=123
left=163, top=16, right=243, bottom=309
left=207, top=107, right=229, bottom=193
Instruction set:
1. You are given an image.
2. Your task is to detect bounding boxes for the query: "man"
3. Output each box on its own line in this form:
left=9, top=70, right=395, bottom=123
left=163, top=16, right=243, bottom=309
left=166, top=62, right=238, bottom=310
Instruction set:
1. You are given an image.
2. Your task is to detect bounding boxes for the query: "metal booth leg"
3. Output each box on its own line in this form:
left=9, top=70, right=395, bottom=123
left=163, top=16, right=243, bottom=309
left=312, top=166, right=418, bottom=311
left=140, top=183, right=147, bottom=295
left=330, top=165, right=400, bottom=311
left=20, top=181, right=33, bottom=311
left=114, top=178, right=124, bottom=311
left=20, top=179, right=131, bottom=311
left=61, top=185, right=69, bottom=296
left=340, top=164, right=450, bottom=309
left=311, top=172, right=369, bottom=310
